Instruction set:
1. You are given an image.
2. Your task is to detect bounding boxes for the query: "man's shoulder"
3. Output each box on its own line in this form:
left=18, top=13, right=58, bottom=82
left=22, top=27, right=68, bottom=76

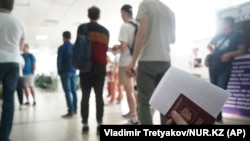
left=98, top=24, right=109, bottom=34
left=0, top=13, right=24, bottom=27
left=122, top=20, right=137, bottom=28
left=90, top=22, right=109, bottom=34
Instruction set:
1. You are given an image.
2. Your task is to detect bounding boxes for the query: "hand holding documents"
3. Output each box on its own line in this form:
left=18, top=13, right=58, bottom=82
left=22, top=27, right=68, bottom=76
left=149, top=67, right=231, bottom=124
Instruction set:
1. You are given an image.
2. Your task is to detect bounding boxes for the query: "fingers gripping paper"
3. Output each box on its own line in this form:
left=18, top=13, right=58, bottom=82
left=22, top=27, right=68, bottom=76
left=149, top=67, right=231, bottom=124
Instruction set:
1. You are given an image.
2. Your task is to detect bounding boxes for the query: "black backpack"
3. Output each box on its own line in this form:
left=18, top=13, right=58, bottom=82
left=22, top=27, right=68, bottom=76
left=72, top=23, right=92, bottom=72
left=126, top=21, right=138, bottom=55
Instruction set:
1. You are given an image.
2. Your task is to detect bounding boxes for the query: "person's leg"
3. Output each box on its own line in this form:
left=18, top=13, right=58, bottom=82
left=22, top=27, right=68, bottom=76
left=116, top=73, right=123, bottom=103
left=80, top=72, right=92, bottom=129
left=137, top=62, right=170, bottom=125
left=209, top=68, right=220, bottom=121
left=109, top=72, right=116, bottom=103
left=16, top=77, right=24, bottom=106
left=28, top=75, right=36, bottom=105
left=215, top=70, right=231, bottom=122
left=119, top=67, right=138, bottom=123
left=117, top=84, right=123, bottom=103
left=70, top=73, right=78, bottom=114
left=209, top=68, right=217, bottom=86
left=60, top=73, right=73, bottom=116
left=92, top=66, right=106, bottom=123
left=109, top=81, right=115, bottom=103
left=137, top=63, right=156, bottom=125
left=23, top=76, right=30, bottom=105
left=156, top=71, right=170, bottom=125
left=0, top=63, right=19, bottom=141
left=92, top=66, right=105, bottom=134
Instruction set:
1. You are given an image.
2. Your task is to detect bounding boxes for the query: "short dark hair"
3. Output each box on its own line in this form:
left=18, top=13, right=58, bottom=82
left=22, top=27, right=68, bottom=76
left=121, top=4, right=133, bottom=16
left=0, top=0, right=14, bottom=11
left=222, top=16, right=235, bottom=27
left=63, top=31, right=71, bottom=39
left=88, top=6, right=100, bottom=21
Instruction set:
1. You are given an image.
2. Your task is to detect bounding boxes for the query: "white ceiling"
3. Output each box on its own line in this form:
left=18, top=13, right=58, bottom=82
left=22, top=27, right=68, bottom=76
left=12, top=0, right=141, bottom=56
left=11, top=0, right=249, bottom=57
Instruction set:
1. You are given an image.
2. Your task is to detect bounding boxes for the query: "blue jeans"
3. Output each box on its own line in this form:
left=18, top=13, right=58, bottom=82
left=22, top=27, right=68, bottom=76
left=60, top=73, right=77, bottom=113
left=209, top=68, right=231, bottom=121
left=0, top=63, right=19, bottom=141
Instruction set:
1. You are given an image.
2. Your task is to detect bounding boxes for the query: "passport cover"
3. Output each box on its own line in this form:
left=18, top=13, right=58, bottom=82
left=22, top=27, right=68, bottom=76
left=165, top=94, right=216, bottom=125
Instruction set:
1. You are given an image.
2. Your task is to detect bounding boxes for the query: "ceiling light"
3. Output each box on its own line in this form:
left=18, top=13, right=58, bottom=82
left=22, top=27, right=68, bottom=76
left=43, top=20, right=58, bottom=27
left=36, top=35, right=48, bottom=40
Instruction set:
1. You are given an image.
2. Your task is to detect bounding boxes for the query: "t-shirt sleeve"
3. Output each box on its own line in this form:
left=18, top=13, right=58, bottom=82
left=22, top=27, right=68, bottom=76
left=136, top=2, right=148, bottom=20
left=118, top=24, right=129, bottom=43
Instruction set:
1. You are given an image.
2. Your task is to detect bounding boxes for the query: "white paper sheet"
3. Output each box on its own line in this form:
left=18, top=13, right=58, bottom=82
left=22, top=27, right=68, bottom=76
left=149, top=67, right=231, bottom=118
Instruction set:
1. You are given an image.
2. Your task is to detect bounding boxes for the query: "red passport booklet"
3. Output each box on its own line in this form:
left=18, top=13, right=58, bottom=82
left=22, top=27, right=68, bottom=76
left=165, top=94, right=216, bottom=125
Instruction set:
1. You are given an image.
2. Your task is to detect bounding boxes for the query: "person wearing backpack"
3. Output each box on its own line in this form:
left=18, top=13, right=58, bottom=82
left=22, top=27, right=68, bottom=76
left=22, top=43, right=37, bottom=106
left=112, top=4, right=139, bottom=125
left=77, top=6, right=109, bottom=134
left=57, top=31, right=78, bottom=118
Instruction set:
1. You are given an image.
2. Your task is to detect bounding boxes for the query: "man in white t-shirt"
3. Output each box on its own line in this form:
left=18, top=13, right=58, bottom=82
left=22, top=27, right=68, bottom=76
left=112, top=4, right=139, bottom=125
left=126, top=0, right=176, bottom=125
left=0, top=0, right=25, bottom=140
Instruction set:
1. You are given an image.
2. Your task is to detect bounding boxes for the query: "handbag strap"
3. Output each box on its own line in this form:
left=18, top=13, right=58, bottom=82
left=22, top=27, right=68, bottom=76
left=214, top=33, right=232, bottom=52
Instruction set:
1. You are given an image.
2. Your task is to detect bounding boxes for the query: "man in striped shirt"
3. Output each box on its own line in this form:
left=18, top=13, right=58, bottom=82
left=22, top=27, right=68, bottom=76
left=77, top=6, right=109, bottom=134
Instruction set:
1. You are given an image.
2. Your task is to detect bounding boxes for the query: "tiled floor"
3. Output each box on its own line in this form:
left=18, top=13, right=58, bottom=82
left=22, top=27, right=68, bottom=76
left=5, top=82, right=250, bottom=141
left=9, top=83, right=151, bottom=141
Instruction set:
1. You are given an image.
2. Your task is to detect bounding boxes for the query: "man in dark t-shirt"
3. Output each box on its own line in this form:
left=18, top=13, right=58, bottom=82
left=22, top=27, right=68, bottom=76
left=207, top=16, right=245, bottom=123
left=77, top=6, right=109, bottom=134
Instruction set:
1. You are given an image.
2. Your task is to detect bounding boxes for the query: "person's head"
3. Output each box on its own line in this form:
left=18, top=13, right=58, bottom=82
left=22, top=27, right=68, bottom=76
left=220, top=16, right=235, bottom=34
left=121, top=4, right=133, bottom=21
left=23, top=43, right=29, bottom=53
left=88, top=6, right=100, bottom=21
left=0, top=0, right=14, bottom=12
left=62, top=31, right=71, bottom=42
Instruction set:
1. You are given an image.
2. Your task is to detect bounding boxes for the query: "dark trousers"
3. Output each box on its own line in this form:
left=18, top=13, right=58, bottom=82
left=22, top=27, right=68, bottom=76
left=209, top=68, right=231, bottom=121
left=16, top=77, right=24, bottom=105
left=80, top=65, right=106, bottom=124
left=0, top=63, right=19, bottom=141
left=137, top=61, right=171, bottom=125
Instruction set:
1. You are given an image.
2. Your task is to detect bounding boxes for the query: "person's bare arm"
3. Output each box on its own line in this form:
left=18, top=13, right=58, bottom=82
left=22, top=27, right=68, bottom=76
left=170, top=12, right=176, bottom=44
left=119, top=42, right=129, bottom=53
left=126, top=18, right=148, bottom=77
left=112, top=41, right=128, bottom=53
left=221, top=44, right=245, bottom=62
left=131, top=18, right=148, bottom=65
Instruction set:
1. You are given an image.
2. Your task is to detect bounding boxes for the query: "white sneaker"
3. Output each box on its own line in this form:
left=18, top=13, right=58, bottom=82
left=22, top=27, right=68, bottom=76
left=127, top=119, right=140, bottom=125
left=19, top=105, right=24, bottom=110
